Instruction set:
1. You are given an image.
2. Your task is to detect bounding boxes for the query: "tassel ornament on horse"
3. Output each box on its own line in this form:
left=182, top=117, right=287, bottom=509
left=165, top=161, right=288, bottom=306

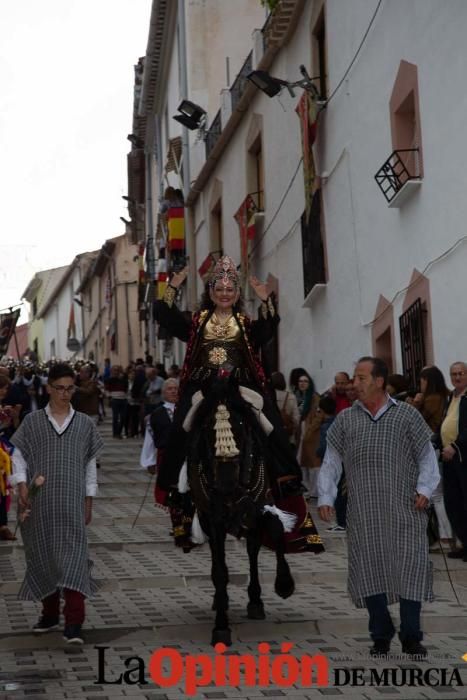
left=214, top=404, right=240, bottom=458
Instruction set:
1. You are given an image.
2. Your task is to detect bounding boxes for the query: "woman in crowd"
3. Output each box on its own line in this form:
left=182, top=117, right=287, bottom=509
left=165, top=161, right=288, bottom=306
left=413, top=366, right=449, bottom=432
left=271, top=371, right=300, bottom=448
left=293, top=372, right=315, bottom=421
left=413, top=365, right=454, bottom=551
left=296, top=375, right=321, bottom=498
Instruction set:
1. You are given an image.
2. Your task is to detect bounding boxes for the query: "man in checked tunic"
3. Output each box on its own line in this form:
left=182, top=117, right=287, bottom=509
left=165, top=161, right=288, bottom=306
left=11, top=363, right=103, bottom=644
left=318, top=357, right=440, bottom=658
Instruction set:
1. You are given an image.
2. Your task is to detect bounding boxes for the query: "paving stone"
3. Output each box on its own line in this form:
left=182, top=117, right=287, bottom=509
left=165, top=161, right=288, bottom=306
left=2, top=421, right=467, bottom=700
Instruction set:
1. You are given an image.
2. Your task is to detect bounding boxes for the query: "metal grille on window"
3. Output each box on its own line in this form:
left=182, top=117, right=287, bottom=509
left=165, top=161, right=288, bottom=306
left=301, top=191, right=326, bottom=298
left=399, top=298, right=426, bottom=391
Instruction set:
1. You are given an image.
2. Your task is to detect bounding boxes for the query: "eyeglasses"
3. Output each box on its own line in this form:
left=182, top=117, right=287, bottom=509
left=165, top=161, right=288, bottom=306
left=51, top=384, right=76, bottom=393
left=450, top=372, right=466, bottom=378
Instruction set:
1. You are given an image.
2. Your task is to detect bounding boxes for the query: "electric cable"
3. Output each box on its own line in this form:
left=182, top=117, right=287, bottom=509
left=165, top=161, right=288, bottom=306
left=325, top=0, right=383, bottom=107
left=249, top=156, right=303, bottom=259
left=362, top=234, right=467, bottom=327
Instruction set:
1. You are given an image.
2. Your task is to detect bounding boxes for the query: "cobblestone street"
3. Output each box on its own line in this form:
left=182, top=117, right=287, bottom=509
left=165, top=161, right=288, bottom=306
left=1, top=421, right=467, bottom=699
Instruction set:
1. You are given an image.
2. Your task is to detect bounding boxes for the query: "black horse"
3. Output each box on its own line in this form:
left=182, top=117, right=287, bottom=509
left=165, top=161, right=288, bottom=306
left=185, top=374, right=296, bottom=647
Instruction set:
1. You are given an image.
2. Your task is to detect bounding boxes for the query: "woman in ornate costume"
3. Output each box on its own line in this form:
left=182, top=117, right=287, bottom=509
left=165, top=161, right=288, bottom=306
left=154, top=256, right=323, bottom=556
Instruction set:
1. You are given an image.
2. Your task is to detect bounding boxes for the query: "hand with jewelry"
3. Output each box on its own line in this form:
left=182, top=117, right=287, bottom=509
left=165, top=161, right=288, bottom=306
left=170, top=266, right=189, bottom=289
left=249, top=275, right=268, bottom=302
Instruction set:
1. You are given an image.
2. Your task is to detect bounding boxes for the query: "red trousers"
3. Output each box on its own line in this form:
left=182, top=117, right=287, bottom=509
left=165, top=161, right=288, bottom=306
left=42, top=589, right=85, bottom=625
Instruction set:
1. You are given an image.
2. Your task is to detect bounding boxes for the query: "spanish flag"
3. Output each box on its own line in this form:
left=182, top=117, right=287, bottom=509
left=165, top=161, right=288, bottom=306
left=156, top=257, right=168, bottom=300
left=167, top=206, right=185, bottom=252
left=156, top=272, right=168, bottom=300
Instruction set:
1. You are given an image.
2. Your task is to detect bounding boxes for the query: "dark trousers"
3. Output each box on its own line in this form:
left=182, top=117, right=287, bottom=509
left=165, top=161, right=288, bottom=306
left=127, top=404, right=140, bottom=437
left=443, top=458, right=467, bottom=549
left=0, top=494, right=7, bottom=527
left=335, top=472, right=347, bottom=528
left=110, top=399, right=128, bottom=437
left=365, top=593, right=422, bottom=642
left=42, top=589, right=85, bottom=625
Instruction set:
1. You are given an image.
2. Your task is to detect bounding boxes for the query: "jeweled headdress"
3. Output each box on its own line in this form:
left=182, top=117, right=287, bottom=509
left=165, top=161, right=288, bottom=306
left=210, top=255, right=240, bottom=288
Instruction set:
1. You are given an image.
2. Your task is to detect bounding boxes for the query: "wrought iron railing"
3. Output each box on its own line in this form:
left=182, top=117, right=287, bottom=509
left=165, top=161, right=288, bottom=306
left=205, top=109, right=222, bottom=159
left=247, top=190, right=264, bottom=212
left=374, top=148, right=420, bottom=204
left=399, top=297, right=426, bottom=391
left=230, top=51, right=253, bottom=111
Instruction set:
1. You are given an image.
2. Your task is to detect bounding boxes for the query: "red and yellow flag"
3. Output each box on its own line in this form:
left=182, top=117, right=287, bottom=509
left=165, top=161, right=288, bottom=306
left=167, top=206, right=185, bottom=252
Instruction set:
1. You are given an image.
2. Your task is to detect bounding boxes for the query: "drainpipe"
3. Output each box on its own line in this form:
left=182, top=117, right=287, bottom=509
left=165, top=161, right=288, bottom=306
left=177, top=0, right=196, bottom=309
left=124, top=281, right=134, bottom=364
left=145, top=150, right=156, bottom=354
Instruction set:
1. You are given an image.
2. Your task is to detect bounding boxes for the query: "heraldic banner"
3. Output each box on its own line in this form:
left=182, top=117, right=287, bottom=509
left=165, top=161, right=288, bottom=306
left=0, top=309, right=21, bottom=359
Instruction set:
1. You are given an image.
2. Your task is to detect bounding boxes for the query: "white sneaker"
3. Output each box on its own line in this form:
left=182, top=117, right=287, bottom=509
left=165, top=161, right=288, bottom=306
left=326, top=524, right=346, bottom=533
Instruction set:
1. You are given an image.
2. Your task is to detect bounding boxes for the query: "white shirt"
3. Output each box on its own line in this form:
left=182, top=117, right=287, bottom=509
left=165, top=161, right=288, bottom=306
left=11, top=404, right=98, bottom=497
left=139, top=401, right=175, bottom=469
left=317, top=396, right=440, bottom=507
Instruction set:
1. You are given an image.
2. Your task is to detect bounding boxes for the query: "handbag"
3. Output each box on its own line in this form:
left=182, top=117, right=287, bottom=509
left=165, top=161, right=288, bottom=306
left=280, top=392, right=295, bottom=436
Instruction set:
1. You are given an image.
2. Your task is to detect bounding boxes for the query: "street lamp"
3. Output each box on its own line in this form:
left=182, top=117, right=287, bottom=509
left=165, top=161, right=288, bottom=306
left=173, top=99, right=207, bottom=131
left=247, top=65, right=323, bottom=102
left=246, top=70, right=287, bottom=97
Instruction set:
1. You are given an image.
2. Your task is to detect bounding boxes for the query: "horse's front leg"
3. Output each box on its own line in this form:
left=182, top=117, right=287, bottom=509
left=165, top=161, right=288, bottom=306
left=262, top=511, right=295, bottom=599
left=208, top=521, right=232, bottom=647
left=246, top=530, right=266, bottom=619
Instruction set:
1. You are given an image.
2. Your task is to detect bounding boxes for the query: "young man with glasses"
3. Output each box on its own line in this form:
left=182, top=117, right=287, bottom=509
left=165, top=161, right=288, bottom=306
left=10, top=363, right=103, bottom=644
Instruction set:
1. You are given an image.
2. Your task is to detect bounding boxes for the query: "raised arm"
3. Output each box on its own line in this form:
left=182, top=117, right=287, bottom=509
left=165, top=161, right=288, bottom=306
left=153, top=266, right=192, bottom=342
left=248, top=276, right=280, bottom=348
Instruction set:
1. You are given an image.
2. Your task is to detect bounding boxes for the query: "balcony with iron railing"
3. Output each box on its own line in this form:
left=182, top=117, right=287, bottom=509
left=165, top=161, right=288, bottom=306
left=230, top=51, right=253, bottom=111
left=374, top=148, right=422, bottom=207
left=247, top=190, right=264, bottom=213
left=205, top=109, right=222, bottom=159
left=204, top=51, right=254, bottom=160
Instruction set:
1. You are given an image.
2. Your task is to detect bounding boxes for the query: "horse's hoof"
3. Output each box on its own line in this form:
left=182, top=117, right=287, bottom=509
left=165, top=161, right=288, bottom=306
left=275, top=574, right=295, bottom=599
left=247, top=602, right=266, bottom=620
left=211, top=628, right=232, bottom=647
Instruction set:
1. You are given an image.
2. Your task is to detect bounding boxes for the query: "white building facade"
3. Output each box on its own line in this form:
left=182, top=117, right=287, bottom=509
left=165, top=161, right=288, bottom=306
left=135, top=0, right=467, bottom=390
left=132, top=0, right=268, bottom=365
left=37, top=253, right=94, bottom=362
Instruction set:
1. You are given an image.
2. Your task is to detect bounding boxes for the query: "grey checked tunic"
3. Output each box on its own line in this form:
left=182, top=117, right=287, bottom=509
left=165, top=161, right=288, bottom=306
left=11, top=410, right=103, bottom=601
left=326, top=401, right=433, bottom=608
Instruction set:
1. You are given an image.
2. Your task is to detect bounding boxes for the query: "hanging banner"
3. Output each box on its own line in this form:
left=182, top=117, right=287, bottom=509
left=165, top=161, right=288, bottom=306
left=0, top=309, right=20, bottom=359
left=234, top=194, right=257, bottom=284
left=167, top=206, right=185, bottom=252
left=138, top=241, right=146, bottom=306
left=295, top=90, right=319, bottom=220
left=156, top=257, right=168, bottom=300
left=67, top=304, right=76, bottom=339
left=198, top=253, right=218, bottom=284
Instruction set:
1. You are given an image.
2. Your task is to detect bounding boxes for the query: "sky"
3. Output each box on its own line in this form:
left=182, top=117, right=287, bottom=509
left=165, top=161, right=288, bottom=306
left=0, top=0, right=152, bottom=321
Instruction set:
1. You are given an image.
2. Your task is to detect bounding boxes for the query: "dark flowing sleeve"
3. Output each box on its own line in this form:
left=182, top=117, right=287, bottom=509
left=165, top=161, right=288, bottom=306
left=249, top=294, right=280, bottom=349
left=154, top=286, right=192, bottom=342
